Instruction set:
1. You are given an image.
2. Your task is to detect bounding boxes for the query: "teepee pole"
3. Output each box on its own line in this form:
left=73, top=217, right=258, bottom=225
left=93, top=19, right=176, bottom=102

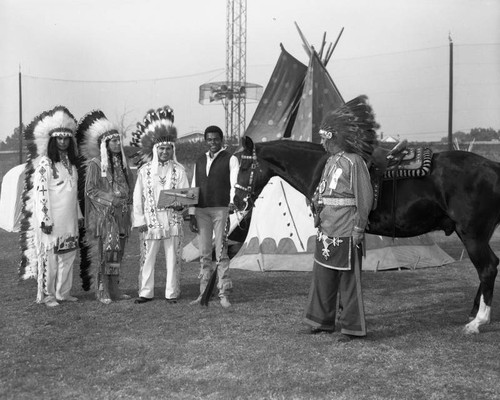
left=325, top=27, right=344, bottom=66
left=323, top=43, right=333, bottom=65
left=294, top=21, right=312, bottom=57
left=318, top=31, right=327, bottom=59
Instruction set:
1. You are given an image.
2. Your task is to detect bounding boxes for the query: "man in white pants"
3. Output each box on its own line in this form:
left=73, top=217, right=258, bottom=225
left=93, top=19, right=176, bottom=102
left=132, top=107, right=189, bottom=304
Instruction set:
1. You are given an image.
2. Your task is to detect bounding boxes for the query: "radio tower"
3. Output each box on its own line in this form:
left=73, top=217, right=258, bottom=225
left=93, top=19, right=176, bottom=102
left=199, top=0, right=262, bottom=140
left=226, top=0, right=246, bottom=139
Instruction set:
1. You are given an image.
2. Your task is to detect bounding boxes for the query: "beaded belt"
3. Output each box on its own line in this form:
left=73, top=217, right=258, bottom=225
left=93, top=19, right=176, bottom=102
left=322, top=197, right=356, bottom=206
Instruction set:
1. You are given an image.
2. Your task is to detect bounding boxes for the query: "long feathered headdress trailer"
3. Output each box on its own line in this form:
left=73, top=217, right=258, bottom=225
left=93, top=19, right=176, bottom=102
left=319, top=95, right=380, bottom=162
left=130, top=105, right=177, bottom=167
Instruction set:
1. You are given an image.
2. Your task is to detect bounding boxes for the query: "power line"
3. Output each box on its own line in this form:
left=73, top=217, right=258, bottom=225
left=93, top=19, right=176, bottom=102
left=7, top=43, right=498, bottom=83
left=21, top=68, right=226, bottom=84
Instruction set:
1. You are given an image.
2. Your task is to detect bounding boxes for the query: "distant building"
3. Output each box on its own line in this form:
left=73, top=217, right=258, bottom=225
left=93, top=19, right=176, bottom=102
left=381, top=135, right=398, bottom=143
left=177, top=131, right=204, bottom=143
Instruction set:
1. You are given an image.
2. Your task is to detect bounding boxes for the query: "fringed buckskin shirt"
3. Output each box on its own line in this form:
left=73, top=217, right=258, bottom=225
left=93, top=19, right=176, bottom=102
left=85, top=156, right=133, bottom=240
left=132, top=160, right=189, bottom=240
left=317, top=151, right=373, bottom=238
left=34, top=156, right=82, bottom=253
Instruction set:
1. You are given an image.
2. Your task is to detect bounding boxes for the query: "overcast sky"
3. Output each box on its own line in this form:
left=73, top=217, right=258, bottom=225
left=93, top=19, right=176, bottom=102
left=1, top=0, right=499, bottom=143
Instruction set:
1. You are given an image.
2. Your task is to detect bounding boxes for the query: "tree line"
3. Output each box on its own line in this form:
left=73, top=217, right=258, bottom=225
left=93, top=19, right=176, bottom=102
left=2, top=125, right=500, bottom=152
left=440, top=128, right=500, bottom=143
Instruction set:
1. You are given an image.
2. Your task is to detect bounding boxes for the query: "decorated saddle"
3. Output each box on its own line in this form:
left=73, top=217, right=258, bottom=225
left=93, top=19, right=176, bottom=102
left=383, top=147, right=433, bottom=180
left=370, top=141, right=433, bottom=210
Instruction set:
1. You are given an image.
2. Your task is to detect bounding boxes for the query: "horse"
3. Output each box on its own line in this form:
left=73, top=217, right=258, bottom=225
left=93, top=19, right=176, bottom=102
left=233, top=136, right=500, bottom=334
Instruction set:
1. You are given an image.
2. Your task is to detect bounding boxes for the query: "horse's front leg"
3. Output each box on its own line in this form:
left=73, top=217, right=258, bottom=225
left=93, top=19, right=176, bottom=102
left=465, top=294, right=491, bottom=334
left=463, top=242, right=498, bottom=334
left=469, top=287, right=481, bottom=320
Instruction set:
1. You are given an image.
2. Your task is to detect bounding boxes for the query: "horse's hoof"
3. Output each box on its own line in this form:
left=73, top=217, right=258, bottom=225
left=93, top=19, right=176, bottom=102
left=463, top=323, right=479, bottom=335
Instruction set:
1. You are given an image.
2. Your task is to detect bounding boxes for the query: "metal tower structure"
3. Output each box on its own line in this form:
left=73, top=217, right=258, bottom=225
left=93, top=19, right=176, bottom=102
left=199, top=0, right=261, bottom=140
left=226, top=0, right=247, bottom=139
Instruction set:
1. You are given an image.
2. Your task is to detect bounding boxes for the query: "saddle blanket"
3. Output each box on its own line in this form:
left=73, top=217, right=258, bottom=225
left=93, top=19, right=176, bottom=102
left=383, top=148, right=432, bottom=180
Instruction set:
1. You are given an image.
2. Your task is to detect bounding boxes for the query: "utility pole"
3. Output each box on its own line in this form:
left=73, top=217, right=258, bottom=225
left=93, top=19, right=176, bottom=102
left=448, top=33, right=453, bottom=151
left=18, top=64, right=23, bottom=164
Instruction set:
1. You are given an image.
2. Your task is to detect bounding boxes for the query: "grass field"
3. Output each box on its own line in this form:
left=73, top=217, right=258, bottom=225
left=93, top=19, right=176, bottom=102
left=1, top=226, right=499, bottom=400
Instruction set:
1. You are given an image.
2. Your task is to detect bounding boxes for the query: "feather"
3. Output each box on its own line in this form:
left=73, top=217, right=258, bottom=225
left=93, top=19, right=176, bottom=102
left=78, top=110, right=119, bottom=161
left=78, top=228, right=93, bottom=291
left=75, top=140, right=93, bottom=290
left=320, top=95, right=379, bottom=162
left=32, top=106, right=77, bottom=158
left=19, top=158, right=37, bottom=279
left=129, top=106, right=176, bottom=166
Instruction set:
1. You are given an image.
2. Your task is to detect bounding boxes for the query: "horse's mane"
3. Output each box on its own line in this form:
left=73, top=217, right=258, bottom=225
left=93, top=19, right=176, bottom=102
left=255, top=139, right=324, bottom=152
left=249, top=139, right=328, bottom=199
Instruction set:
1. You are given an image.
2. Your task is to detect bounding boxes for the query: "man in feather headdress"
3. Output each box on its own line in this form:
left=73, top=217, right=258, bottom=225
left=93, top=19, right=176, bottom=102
left=21, top=106, right=83, bottom=307
left=78, top=110, right=133, bottom=304
left=301, top=96, right=378, bottom=341
left=130, top=106, right=189, bottom=304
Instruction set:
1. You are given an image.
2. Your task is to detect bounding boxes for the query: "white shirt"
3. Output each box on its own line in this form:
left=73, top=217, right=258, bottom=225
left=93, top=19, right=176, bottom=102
left=189, top=148, right=239, bottom=214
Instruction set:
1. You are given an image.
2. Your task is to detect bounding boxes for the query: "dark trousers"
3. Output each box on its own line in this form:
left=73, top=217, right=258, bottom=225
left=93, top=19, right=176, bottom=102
left=303, top=249, right=366, bottom=336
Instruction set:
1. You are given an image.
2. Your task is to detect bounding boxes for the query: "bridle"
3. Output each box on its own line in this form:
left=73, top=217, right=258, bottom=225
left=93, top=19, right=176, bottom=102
left=234, top=147, right=259, bottom=212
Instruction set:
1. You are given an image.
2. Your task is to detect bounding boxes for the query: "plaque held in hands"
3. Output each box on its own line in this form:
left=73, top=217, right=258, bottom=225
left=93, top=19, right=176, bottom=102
left=157, top=187, right=199, bottom=209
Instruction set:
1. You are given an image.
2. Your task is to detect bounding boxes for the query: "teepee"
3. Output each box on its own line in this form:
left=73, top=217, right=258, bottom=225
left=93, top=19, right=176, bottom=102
left=229, top=176, right=454, bottom=272
left=363, top=234, right=454, bottom=271
left=229, top=177, right=316, bottom=271
left=243, top=45, right=343, bottom=144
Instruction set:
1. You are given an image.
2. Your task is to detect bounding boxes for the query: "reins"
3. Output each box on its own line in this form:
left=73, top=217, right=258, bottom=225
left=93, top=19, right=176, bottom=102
left=234, top=147, right=259, bottom=212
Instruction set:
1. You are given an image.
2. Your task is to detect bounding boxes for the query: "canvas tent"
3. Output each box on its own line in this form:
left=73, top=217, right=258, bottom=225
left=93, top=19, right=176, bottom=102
left=229, top=176, right=454, bottom=272
left=0, top=163, right=26, bottom=232
left=363, top=234, right=454, bottom=271
left=243, top=45, right=343, bottom=144
left=229, top=177, right=316, bottom=271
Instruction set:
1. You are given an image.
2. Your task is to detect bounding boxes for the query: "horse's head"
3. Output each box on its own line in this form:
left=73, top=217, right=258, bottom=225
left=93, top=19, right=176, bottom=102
left=234, top=136, right=273, bottom=211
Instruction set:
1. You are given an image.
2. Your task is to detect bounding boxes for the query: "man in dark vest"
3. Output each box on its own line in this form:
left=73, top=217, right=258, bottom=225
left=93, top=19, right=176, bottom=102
left=189, top=125, right=239, bottom=308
